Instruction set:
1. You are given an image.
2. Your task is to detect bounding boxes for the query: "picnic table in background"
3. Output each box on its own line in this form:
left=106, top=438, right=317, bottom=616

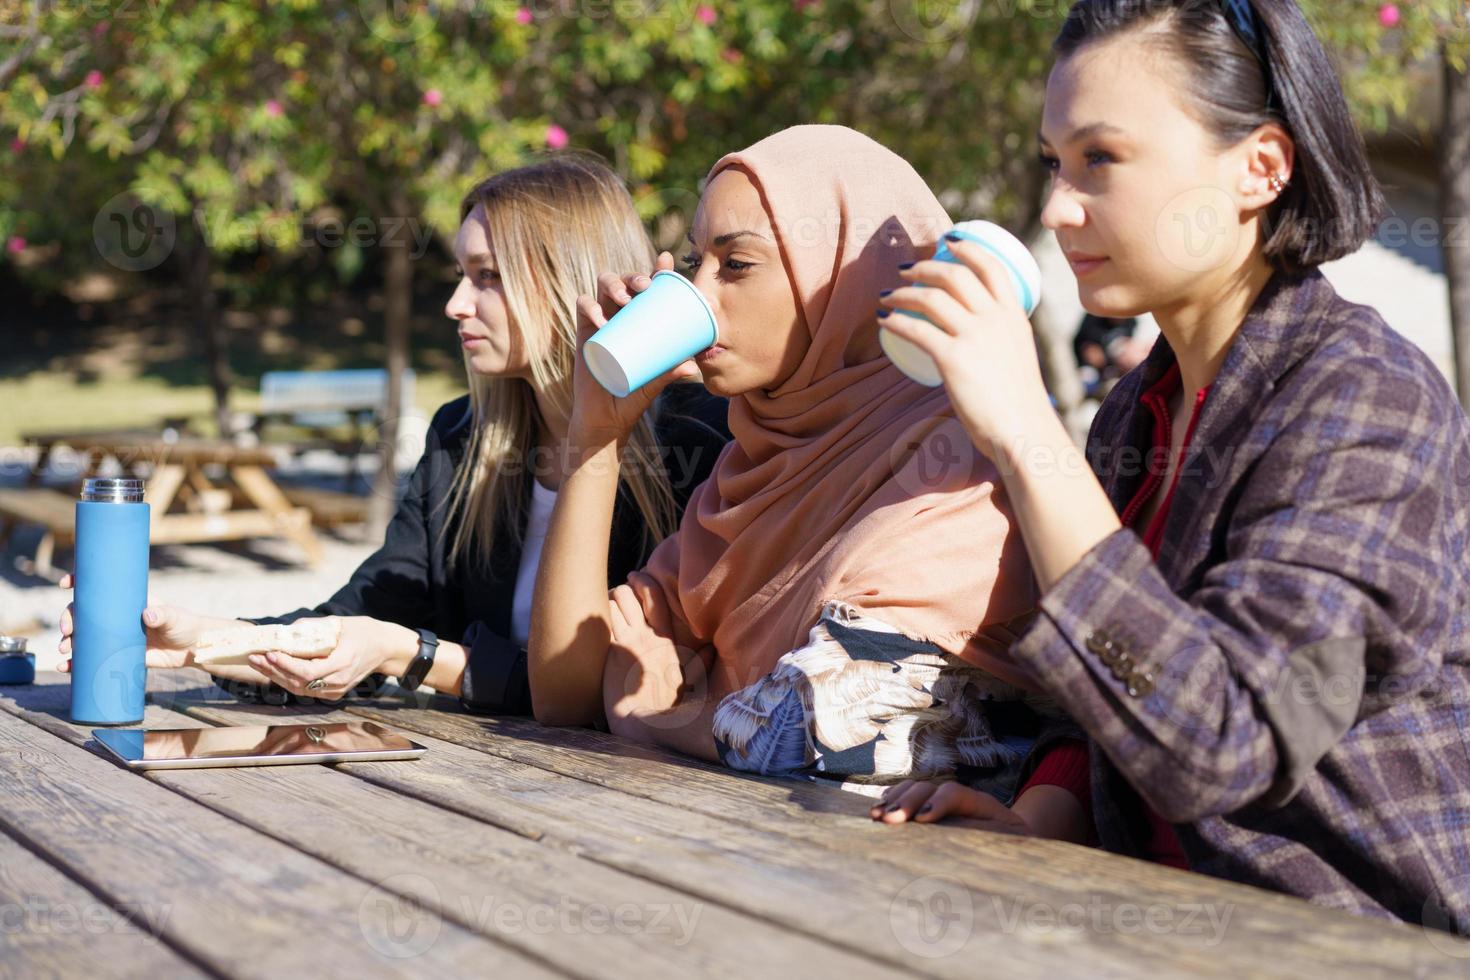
left=0, top=430, right=321, bottom=579
left=1, top=669, right=1466, bottom=977
left=253, top=368, right=415, bottom=493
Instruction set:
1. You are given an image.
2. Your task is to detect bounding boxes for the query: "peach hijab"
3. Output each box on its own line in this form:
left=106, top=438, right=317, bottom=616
left=631, top=125, right=1038, bottom=700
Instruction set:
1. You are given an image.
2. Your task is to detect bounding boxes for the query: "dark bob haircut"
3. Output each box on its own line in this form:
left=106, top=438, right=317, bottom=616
left=1053, top=0, right=1386, bottom=273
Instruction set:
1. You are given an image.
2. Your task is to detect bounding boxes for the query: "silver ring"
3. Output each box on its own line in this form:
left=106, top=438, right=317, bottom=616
left=306, top=678, right=327, bottom=692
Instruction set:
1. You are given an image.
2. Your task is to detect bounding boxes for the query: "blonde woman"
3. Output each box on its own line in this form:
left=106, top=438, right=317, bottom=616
left=58, top=154, right=730, bottom=711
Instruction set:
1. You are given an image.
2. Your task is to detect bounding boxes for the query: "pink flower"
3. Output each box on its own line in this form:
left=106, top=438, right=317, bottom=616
left=422, top=88, right=443, bottom=107
left=515, top=7, right=533, bottom=24
left=91, top=22, right=108, bottom=37
left=264, top=99, right=283, bottom=118
left=721, top=47, right=742, bottom=63
left=1378, top=4, right=1400, bottom=27
left=696, top=5, right=716, bottom=25
left=6, top=236, right=26, bottom=255
left=84, top=70, right=103, bottom=89
left=8, top=138, right=24, bottom=154
left=545, top=124, right=569, bottom=149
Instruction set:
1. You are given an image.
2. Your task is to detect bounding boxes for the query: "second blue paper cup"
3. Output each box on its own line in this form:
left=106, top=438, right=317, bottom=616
left=583, top=270, right=718, bottom=398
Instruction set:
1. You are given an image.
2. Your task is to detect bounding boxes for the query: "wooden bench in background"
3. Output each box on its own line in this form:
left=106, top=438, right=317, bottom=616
left=279, top=485, right=370, bottom=528
left=253, top=368, right=415, bottom=489
left=0, top=487, right=77, bottom=579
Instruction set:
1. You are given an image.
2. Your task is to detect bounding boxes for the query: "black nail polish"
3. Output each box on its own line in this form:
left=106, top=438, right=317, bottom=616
left=885, top=802, right=902, bottom=812
left=917, top=803, right=933, bottom=815
left=897, top=261, right=915, bottom=270
left=876, top=310, right=891, bottom=319
left=878, top=288, right=894, bottom=297
left=944, top=232, right=962, bottom=241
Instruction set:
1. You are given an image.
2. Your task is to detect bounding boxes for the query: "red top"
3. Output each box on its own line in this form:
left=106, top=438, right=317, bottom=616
left=1020, top=361, right=1209, bottom=868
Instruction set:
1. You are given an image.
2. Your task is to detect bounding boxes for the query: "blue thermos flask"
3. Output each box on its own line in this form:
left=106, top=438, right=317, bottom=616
left=70, top=477, right=150, bottom=725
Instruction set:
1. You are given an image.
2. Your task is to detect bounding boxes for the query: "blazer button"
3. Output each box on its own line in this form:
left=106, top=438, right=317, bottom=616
left=1085, top=629, right=1115, bottom=657
left=1126, top=669, right=1156, bottom=698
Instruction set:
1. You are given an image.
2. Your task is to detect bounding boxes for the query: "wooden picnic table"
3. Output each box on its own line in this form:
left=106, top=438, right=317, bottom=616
left=1, top=671, right=1466, bottom=977
left=18, top=430, right=321, bottom=570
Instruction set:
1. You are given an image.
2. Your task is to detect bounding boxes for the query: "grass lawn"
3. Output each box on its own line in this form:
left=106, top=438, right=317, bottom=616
left=0, top=286, right=470, bottom=445
left=0, top=369, right=467, bottom=445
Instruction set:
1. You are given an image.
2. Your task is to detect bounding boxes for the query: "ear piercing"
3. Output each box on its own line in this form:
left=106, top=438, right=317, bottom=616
left=1268, top=172, right=1290, bottom=194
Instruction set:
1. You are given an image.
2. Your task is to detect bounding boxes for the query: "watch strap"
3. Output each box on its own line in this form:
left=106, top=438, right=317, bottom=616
left=400, top=628, right=439, bottom=692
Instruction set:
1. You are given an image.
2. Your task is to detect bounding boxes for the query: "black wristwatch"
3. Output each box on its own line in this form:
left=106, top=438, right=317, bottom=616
left=399, top=628, right=439, bottom=692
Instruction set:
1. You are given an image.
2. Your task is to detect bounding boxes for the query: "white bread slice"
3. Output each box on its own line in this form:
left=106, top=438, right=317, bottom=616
left=191, top=618, right=341, bottom=666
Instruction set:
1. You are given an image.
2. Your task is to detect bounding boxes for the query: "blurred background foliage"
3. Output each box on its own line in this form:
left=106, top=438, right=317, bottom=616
left=2, top=0, right=1468, bottom=462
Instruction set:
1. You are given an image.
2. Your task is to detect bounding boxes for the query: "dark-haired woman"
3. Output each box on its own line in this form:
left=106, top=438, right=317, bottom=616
left=872, top=0, right=1470, bottom=934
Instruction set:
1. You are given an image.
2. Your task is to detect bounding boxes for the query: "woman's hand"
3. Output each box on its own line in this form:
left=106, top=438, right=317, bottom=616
left=243, top=616, right=416, bottom=702
left=603, top=573, right=715, bottom=745
left=54, top=574, right=266, bottom=685
left=877, top=236, right=1054, bottom=460
left=569, top=250, right=702, bottom=451
left=870, top=779, right=1032, bottom=835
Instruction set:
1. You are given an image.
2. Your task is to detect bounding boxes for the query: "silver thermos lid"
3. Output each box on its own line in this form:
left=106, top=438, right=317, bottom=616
left=80, top=477, right=145, bottom=503
left=0, top=636, right=28, bottom=657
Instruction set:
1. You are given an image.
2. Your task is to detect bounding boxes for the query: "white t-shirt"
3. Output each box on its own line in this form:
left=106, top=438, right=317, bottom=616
left=511, top=478, right=559, bottom=649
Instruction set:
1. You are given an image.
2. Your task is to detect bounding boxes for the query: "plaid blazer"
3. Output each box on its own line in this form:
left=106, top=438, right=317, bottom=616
left=1011, top=267, right=1470, bottom=934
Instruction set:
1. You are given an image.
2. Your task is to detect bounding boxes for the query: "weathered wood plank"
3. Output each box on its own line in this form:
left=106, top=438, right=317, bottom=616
left=336, top=691, right=1470, bottom=977
left=0, top=684, right=560, bottom=979
left=2, top=677, right=902, bottom=980
left=0, top=831, right=206, bottom=980
left=130, top=677, right=1392, bottom=980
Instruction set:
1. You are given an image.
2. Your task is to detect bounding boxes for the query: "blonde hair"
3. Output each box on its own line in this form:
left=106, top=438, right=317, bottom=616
left=444, top=154, right=680, bottom=570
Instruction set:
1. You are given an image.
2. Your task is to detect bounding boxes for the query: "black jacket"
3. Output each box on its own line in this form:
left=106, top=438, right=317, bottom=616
left=218, top=383, right=730, bottom=713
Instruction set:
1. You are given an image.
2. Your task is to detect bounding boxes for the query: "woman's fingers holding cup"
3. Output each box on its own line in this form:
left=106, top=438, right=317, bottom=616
left=942, top=238, right=1023, bottom=314
left=576, top=294, right=608, bottom=343
left=596, top=272, right=635, bottom=319
left=880, top=284, right=972, bottom=339
left=898, top=254, right=994, bottom=316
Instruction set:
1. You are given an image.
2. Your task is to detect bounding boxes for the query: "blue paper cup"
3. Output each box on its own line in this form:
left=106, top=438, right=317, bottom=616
left=880, top=220, right=1043, bottom=388
left=583, top=270, right=718, bottom=397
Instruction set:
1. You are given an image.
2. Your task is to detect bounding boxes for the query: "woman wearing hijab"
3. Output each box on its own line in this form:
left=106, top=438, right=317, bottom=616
left=528, top=126, right=1063, bottom=805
